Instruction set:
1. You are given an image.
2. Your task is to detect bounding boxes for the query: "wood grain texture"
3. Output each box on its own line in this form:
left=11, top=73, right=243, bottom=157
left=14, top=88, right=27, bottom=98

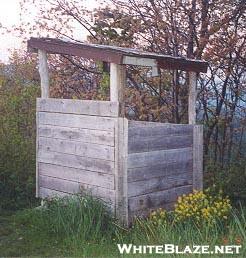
left=128, top=147, right=192, bottom=168
left=38, top=151, right=114, bottom=174
left=110, top=64, right=126, bottom=106
left=115, top=118, right=128, bottom=226
left=39, top=187, right=69, bottom=198
left=38, top=125, right=115, bottom=146
left=36, top=111, right=39, bottom=197
left=38, top=112, right=116, bottom=131
left=39, top=175, right=115, bottom=204
left=128, top=173, right=192, bottom=197
left=128, top=185, right=192, bottom=212
left=128, top=202, right=175, bottom=223
left=188, top=72, right=197, bottom=124
left=128, top=160, right=193, bottom=182
left=128, top=121, right=193, bottom=137
left=37, top=98, right=119, bottom=117
left=39, top=163, right=115, bottom=190
left=193, top=125, right=203, bottom=190
left=128, top=134, right=193, bottom=153
left=39, top=137, right=114, bottom=161
left=38, top=50, right=49, bottom=98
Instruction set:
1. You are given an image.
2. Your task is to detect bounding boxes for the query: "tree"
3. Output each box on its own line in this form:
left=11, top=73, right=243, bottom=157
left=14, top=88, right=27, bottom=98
left=13, top=0, right=246, bottom=182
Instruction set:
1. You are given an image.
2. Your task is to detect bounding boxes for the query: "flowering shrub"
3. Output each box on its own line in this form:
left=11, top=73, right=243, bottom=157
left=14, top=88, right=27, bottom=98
left=149, top=208, right=167, bottom=226
left=148, top=189, right=232, bottom=226
left=174, top=189, right=232, bottom=224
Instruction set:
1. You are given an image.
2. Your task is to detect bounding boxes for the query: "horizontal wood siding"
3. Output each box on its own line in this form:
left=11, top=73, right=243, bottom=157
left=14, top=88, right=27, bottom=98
left=39, top=137, right=114, bottom=161
left=128, top=185, right=192, bottom=212
left=39, top=163, right=115, bottom=190
left=38, top=112, right=115, bottom=131
left=36, top=98, right=117, bottom=209
left=38, top=125, right=114, bottom=146
left=37, top=98, right=119, bottom=117
left=127, top=121, right=194, bottom=221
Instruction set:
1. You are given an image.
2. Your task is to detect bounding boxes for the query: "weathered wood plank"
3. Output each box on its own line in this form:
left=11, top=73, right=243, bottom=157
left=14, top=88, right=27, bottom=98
left=128, top=160, right=192, bottom=182
left=128, top=147, right=192, bottom=168
left=39, top=137, right=114, bottom=161
left=128, top=173, right=192, bottom=197
left=128, top=202, right=176, bottom=223
left=38, top=112, right=116, bottom=131
left=128, top=185, right=192, bottom=212
left=38, top=50, right=49, bottom=98
left=110, top=64, right=126, bottom=111
left=128, top=134, right=193, bottom=153
left=36, top=112, right=39, bottom=197
left=188, top=72, right=197, bottom=124
left=128, top=122, right=193, bottom=138
left=39, top=163, right=115, bottom=190
left=38, top=125, right=115, bottom=146
left=193, top=125, right=203, bottom=190
left=37, top=98, right=119, bottom=117
left=40, top=175, right=79, bottom=193
left=39, top=187, right=69, bottom=198
left=115, top=118, right=128, bottom=226
left=38, top=151, right=114, bottom=174
left=39, top=175, right=115, bottom=203
left=123, top=56, right=157, bottom=67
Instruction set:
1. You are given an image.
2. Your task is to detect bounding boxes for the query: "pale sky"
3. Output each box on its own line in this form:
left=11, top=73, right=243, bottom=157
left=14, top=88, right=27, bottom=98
left=0, top=0, right=98, bottom=63
left=0, top=0, right=22, bottom=62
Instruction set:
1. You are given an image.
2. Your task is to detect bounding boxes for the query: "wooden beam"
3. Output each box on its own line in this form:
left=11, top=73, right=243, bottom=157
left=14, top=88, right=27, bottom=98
left=115, top=118, right=129, bottom=226
left=28, top=38, right=208, bottom=73
left=38, top=49, right=50, bottom=98
left=188, top=72, right=197, bottom=124
left=110, top=63, right=126, bottom=116
left=193, top=125, right=203, bottom=190
left=123, top=56, right=157, bottom=67
left=123, top=56, right=159, bottom=76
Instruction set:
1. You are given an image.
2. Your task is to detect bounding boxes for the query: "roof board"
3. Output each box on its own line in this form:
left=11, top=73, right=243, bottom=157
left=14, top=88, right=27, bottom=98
left=28, top=37, right=208, bottom=73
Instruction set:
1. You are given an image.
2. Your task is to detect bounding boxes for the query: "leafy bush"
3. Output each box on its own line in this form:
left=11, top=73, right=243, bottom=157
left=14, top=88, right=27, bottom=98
left=0, top=83, right=39, bottom=210
left=149, top=208, right=167, bottom=226
left=17, top=195, right=118, bottom=246
left=148, top=189, right=232, bottom=227
left=205, top=159, right=246, bottom=203
left=174, top=189, right=232, bottom=224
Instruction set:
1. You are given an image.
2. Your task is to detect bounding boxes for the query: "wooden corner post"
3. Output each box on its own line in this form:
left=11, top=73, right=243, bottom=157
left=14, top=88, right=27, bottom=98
left=188, top=71, right=197, bottom=124
left=110, top=63, right=126, bottom=116
left=38, top=49, right=50, bottom=98
left=110, top=63, right=128, bottom=225
left=193, top=125, right=203, bottom=190
left=189, top=72, right=203, bottom=190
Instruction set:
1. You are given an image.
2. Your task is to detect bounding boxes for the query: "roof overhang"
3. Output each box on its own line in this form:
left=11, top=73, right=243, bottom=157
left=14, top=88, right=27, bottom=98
left=28, top=37, right=208, bottom=73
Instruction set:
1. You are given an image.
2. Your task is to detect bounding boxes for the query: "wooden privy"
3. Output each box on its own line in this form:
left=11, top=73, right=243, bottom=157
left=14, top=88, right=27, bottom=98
left=28, top=38, right=208, bottom=225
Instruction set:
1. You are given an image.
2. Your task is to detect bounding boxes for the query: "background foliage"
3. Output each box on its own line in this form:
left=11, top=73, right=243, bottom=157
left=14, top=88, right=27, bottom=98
left=0, top=54, right=39, bottom=210
left=0, top=0, right=245, bottom=209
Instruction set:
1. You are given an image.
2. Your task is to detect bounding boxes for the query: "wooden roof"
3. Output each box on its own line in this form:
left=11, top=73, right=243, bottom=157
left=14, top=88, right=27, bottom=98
left=28, top=37, right=208, bottom=73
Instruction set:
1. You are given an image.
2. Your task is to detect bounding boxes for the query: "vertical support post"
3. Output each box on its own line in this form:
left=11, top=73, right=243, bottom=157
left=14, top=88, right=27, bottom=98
left=115, top=118, right=129, bottom=226
left=110, top=63, right=126, bottom=116
left=193, top=125, right=203, bottom=190
left=38, top=49, right=50, bottom=98
left=36, top=107, right=39, bottom=198
left=110, top=62, right=128, bottom=225
left=188, top=71, right=197, bottom=124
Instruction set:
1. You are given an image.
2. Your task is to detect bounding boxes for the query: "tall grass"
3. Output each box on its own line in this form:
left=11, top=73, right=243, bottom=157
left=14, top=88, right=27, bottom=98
left=13, top=195, right=246, bottom=257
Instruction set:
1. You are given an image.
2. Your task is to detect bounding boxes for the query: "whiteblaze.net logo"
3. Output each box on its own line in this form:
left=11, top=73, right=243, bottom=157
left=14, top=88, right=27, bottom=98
left=117, top=244, right=242, bottom=255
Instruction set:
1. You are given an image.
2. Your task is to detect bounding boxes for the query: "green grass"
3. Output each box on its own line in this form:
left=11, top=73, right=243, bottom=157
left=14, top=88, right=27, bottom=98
left=0, top=196, right=245, bottom=257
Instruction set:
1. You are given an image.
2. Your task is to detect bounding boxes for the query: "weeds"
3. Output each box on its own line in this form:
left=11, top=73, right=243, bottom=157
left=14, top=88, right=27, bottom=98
left=1, top=195, right=245, bottom=257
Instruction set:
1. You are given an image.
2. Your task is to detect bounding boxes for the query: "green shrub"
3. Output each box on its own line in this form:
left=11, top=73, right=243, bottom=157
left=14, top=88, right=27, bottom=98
left=0, top=83, right=39, bottom=210
left=205, top=159, right=246, bottom=203
left=148, top=188, right=232, bottom=227
left=174, top=189, right=232, bottom=225
left=17, top=195, right=118, bottom=245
